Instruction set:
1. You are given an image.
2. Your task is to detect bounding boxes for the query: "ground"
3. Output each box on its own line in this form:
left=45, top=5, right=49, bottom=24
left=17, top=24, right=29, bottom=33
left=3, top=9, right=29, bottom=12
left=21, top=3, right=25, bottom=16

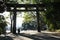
left=0, top=30, right=60, bottom=40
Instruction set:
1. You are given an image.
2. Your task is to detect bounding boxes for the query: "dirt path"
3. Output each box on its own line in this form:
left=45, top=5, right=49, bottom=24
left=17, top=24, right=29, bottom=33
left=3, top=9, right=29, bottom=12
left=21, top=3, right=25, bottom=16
left=0, top=30, right=60, bottom=40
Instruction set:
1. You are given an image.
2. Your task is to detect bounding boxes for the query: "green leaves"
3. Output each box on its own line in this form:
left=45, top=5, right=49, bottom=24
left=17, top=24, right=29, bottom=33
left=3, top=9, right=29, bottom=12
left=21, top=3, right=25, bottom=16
left=0, top=15, right=7, bottom=34
left=23, top=12, right=34, bottom=22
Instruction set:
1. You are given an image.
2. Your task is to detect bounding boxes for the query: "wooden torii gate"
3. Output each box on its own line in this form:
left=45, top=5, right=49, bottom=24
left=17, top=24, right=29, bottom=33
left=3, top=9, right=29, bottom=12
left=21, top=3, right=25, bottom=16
left=5, top=3, right=45, bottom=34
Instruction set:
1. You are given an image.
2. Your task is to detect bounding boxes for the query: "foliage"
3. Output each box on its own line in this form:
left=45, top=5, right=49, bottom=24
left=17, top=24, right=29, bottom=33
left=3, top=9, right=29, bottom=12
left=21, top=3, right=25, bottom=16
left=22, top=12, right=37, bottom=30
left=23, top=12, right=36, bottom=22
left=0, top=15, right=7, bottom=34
left=43, top=0, right=60, bottom=31
left=22, top=21, right=37, bottom=30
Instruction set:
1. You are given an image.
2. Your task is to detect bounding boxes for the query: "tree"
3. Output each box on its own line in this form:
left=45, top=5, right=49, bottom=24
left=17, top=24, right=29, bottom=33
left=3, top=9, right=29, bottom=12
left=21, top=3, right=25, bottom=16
left=43, top=0, right=60, bottom=31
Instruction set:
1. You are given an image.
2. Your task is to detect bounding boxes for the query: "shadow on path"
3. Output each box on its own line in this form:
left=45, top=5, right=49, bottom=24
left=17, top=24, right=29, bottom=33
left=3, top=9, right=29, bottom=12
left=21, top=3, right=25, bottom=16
left=18, top=33, right=60, bottom=40
left=0, top=36, right=13, bottom=40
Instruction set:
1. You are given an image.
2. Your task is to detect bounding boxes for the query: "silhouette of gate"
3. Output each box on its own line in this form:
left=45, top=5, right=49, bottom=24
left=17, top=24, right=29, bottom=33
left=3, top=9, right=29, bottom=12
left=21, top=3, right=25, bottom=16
left=6, top=3, right=45, bottom=34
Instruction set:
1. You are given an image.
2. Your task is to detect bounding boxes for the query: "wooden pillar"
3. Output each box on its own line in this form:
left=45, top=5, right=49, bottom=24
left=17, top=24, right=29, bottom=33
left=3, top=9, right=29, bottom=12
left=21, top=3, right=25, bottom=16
left=10, top=12, right=13, bottom=33
left=36, top=6, right=41, bottom=32
left=11, top=18, right=13, bottom=32
left=12, top=7, right=16, bottom=34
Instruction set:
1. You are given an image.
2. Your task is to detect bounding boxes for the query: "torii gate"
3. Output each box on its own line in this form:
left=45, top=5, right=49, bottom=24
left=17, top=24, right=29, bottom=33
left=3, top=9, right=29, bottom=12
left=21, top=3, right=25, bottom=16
left=6, top=3, right=45, bottom=34
left=0, top=0, right=45, bottom=34
left=6, top=4, right=44, bottom=33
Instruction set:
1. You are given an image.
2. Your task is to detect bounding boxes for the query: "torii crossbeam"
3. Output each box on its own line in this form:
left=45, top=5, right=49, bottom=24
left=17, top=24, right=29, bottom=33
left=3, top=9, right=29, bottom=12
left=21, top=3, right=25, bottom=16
left=6, top=3, right=45, bottom=11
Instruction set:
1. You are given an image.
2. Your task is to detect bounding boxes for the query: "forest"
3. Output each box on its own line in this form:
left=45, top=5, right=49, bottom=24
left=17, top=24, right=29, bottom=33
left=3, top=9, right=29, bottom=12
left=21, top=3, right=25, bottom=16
left=0, top=0, right=60, bottom=34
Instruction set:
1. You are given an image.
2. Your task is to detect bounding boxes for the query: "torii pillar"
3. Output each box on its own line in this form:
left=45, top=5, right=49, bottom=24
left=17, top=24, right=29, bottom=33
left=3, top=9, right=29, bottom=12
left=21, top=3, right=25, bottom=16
left=12, top=7, right=17, bottom=34
left=36, top=6, right=41, bottom=32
